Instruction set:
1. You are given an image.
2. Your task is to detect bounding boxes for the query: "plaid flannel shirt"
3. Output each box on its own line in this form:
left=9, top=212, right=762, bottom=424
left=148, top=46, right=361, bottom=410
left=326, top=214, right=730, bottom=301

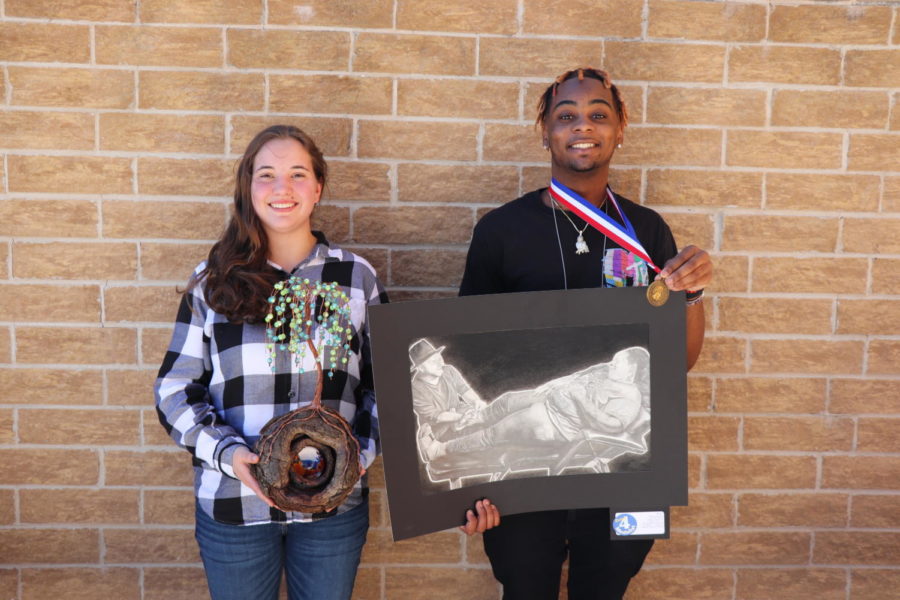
left=154, top=233, right=388, bottom=525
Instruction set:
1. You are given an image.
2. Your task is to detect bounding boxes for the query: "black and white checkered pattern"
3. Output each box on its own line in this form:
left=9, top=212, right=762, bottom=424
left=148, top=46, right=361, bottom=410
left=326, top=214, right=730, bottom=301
left=155, top=233, right=388, bottom=525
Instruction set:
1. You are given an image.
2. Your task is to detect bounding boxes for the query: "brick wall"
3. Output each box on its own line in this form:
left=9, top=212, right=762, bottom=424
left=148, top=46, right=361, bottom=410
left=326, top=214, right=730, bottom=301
left=0, top=1, right=898, bottom=598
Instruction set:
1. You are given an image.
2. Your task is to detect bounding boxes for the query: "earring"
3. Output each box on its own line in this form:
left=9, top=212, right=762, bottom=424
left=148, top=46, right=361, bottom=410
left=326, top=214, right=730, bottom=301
left=616, top=143, right=622, bottom=149
left=542, top=141, right=549, bottom=150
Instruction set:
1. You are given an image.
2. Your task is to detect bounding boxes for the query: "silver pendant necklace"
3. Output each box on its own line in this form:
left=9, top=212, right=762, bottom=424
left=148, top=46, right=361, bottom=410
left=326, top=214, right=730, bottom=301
left=551, top=196, right=590, bottom=254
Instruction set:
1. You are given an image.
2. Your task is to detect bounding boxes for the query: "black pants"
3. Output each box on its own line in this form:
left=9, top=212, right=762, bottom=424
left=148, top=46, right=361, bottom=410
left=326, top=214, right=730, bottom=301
left=483, top=509, right=653, bottom=600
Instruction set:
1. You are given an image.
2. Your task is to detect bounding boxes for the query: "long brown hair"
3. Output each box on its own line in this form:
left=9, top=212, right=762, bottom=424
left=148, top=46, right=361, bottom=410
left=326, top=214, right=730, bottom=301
left=535, top=67, right=629, bottom=128
left=188, top=125, right=328, bottom=323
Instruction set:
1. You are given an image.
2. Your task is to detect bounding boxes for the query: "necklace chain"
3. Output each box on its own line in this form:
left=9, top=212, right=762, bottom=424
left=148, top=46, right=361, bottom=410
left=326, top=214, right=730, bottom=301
left=550, top=195, right=590, bottom=254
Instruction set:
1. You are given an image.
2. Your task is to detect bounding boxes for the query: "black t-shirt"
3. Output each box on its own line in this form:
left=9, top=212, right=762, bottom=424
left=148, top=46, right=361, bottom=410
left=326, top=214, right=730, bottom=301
left=460, top=188, right=678, bottom=296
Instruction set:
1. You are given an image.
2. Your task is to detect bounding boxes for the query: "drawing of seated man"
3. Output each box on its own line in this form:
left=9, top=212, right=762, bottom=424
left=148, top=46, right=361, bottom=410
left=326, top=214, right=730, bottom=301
left=409, top=338, right=488, bottom=442
left=417, top=346, right=649, bottom=463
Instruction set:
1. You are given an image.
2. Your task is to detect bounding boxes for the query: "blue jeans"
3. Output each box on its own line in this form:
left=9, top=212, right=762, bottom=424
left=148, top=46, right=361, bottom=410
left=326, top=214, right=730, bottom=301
left=194, top=501, right=369, bottom=600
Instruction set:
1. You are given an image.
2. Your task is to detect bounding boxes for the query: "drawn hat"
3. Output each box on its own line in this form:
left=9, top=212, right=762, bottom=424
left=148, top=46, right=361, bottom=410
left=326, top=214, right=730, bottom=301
left=409, top=339, right=445, bottom=372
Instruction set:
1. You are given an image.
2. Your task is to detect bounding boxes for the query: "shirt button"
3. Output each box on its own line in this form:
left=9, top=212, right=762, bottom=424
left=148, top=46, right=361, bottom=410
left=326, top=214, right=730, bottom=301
left=288, top=390, right=296, bottom=399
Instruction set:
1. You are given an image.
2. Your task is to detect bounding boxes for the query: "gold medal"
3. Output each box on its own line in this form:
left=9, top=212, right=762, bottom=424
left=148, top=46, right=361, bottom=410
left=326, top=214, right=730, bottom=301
left=647, top=278, right=669, bottom=307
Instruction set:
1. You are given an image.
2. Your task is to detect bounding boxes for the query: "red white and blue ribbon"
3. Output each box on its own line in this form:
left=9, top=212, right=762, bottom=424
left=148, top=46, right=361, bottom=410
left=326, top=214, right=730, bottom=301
left=548, top=177, right=661, bottom=274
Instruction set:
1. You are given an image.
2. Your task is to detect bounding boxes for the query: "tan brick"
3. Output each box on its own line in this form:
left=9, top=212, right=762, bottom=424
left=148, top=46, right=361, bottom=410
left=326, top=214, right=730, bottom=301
left=618, top=127, right=721, bottom=167
left=354, top=33, right=474, bottom=76
left=843, top=218, right=900, bottom=254
left=0, top=489, right=13, bottom=525
left=384, top=566, right=498, bottom=599
left=106, top=450, right=193, bottom=486
left=649, top=0, right=765, bottom=41
left=143, top=489, right=195, bottom=525
left=19, top=407, right=140, bottom=445
left=108, top=368, right=160, bottom=407
left=868, top=339, right=900, bottom=375
left=824, top=456, right=900, bottom=490
left=20, top=488, right=140, bottom=524
left=100, top=113, right=223, bottom=154
left=0, top=328, right=9, bottom=364
left=143, top=567, right=208, bottom=600
left=16, top=327, right=137, bottom=365
left=143, top=327, right=176, bottom=366
left=270, top=75, right=392, bottom=115
left=845, top=50, right=900, bottom=88
left=0, top=448, right=99, bottom=485
left=647, top=87, right=765, bottom=127
left=524, top=0, right=641, bottom=36
left=0, top=22, right=90, bottom=62
left=104, top=285, right=178, bottom=323
left=814, top=532, right=900, bottom=566
left=22, top=568, right=139, bottom=600
left=227, top=29, right=349, bottom=71
left=691, top=336, right=746, bottom=374
left=857, top=418, right=900, bottom=454
left=141, top=0, right=261, bottom=23
left=707, top=455, right=816, bottom=489
left=9, top=67, right=134, bottom=109
left=647, top=169, right=771, bottom=210
left=688, top=416, right=739, bottom=451
left=362, top=529, right=461, bottom=564
left=138, top=71, right=263, bottom=112
left=705, top=255, right=748, bottom=294
left=671, top=493, right=733, bottom=529
left=268, top=0, right=393, bottom=27
left=479, top=38, right=601, bottom=78
left=483, top=123, right=545, bottom=163
left=746, top=416, right=854, bottom=452
left=138, top=157, right=233, bottom=198
left=397, top=79, right=518, bottom=119
left=605, top=42, right=725, bottom=84
left=353, top=207, right=473, bottom=245
left=8, top=156, right=132, bottom=195
left=310, top=205, right=350, bottom=244
left=106, top=528, right=199, bottom=563
left=0, top=409, right=12, bottom=444
left=0, top=199, right=96, bottom=238
left=872, top=258, right=900, bottom=295
left=14, top=242, right=137, bottom=280
left=0, top=368, right=104, bottom=405
left=608, top=168, right=642, bottom=202
left=0, top=111, right=93, bottom=150
left=1, top=530, right=99, bottom=564
left=730, top=46, right=841, bottom=85
left=628, top=568, right=734, bottom=599
left=96, top=26, right=222, bottom=67
left=752, top=257, right=867, bottom=295
left=687, top=375, right=713, bottom=412
left=767, top=173, right=880, bottom=212
left=368, top=488, right=387, bottom=529
left=144, top=408, right=176, bottom=446
left=771, top=4, right=891, bottom=44
left=851, top=495, right=900, bottom=529
left=643, top=533, right=698, bottom=565
left=688, top=453, right=701, bottom=489
left=397, top=164, right=518, bottom=204
left=140, top=244, right=209, bottom=282
left=719, top=298, right=832, bottom=335
left=751, top=340, right=863, bottom=375
left=390, top=250, right=467, bottom=287
left=326, top=161, right=391, bottom=202
left=358, top=121, right=478, bottom=161
left=849, top=134, right=900, bottom=172
left=0, top=284, right=100, bottom=322
left=772, top=90, right=889, bottom=130
left=521, top=166, right=551, bottom=196
left=8, top=0, right=133, bottom=20
left=728, top=131, right=843, bottom=169
left=702, top=531, right=810, bottom=565
left=103, top=200, right=226, bottom=240
left=838, top=300, right=900, bottom=336
left=657, top=211, right=715, bottom=252
left=852, top=570, right=900, bottom=598
left=229, top=116, right=353, bottom=157
left=736, top=568, right=847, bottom=600
left=352, top=566, right=382, bottom=599
left=831, top=379, right=900, bottom=415
left=0, top=244, right=7, bottom=279
left=399, top=0, right=516, bottom=33
left=723, top=215, right=838, bottom=252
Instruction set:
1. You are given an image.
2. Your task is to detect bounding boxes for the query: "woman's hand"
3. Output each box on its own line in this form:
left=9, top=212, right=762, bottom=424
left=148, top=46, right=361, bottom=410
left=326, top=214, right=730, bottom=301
left=659, top=245, right=713, bottom=292
left=459, top=498, right=501, bottom=535
left=232, top=445, right=278, bottom=509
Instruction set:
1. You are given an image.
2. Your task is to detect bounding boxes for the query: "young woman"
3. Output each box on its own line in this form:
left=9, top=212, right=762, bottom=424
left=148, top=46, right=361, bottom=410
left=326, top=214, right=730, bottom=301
left=155, top=125, right=387, bottom=600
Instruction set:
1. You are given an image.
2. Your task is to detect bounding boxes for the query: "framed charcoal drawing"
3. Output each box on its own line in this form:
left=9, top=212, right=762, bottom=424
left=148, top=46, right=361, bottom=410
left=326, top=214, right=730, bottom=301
left=368, top=287, right=687, bottom=541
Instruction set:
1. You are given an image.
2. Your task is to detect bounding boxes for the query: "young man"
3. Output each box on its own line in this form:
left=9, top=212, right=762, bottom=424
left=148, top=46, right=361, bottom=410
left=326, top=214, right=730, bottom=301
left=456, top=68, right=713, bottom=599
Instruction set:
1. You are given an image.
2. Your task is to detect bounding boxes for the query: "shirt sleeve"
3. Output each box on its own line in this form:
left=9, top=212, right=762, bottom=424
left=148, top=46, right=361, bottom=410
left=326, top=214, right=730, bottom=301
left=153, top=285, right=247, bottom=479
left=353, top=271, right=389, bottom=470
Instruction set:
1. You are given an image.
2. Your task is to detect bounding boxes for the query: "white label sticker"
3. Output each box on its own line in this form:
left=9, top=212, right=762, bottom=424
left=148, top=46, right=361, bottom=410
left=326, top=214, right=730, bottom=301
left=613, top=511, right=666, bottom=536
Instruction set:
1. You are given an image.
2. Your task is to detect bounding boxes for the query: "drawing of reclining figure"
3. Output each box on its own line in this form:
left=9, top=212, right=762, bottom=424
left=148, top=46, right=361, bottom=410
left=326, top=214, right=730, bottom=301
left=418, top=346, right=650, bottom=464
